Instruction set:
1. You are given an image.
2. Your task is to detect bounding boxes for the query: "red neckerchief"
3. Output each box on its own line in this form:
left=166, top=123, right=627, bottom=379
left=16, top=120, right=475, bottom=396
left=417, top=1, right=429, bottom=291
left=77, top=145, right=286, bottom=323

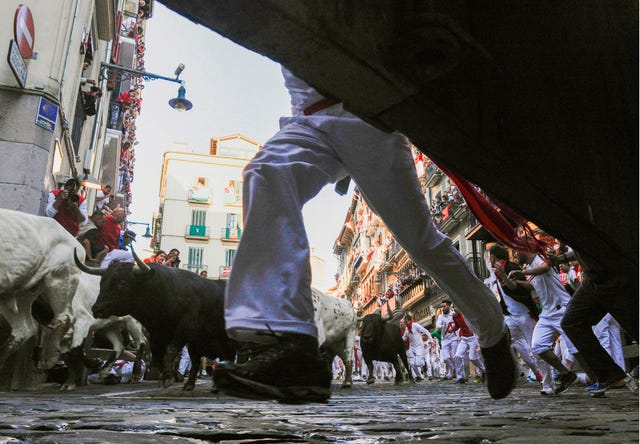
left=407, top=321, right=413, bottom=333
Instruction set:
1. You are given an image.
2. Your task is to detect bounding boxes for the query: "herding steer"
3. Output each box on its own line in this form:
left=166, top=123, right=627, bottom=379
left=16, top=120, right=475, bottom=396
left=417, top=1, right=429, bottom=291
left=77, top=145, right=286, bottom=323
left=312, top=288, right=357, bottom=388
left=0, top=209, right=82, bottom=372
left=75, top=249, right=235, bottom=391
left=359, top=309, right=413, bottom=385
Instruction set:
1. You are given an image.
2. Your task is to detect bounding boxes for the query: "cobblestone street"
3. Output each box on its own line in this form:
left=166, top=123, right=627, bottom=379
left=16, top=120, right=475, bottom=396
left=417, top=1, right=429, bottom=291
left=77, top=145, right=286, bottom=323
left=0, top=377, right=637, bottom=443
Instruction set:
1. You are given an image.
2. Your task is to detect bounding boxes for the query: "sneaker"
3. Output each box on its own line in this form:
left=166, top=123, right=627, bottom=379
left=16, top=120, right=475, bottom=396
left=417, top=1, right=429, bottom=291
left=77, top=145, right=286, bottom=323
left=455, top=378, right=466, bottom=384
left=480, top=330, right=519, bottom=399
left=415, top=376, right=423, bottom=382
left=586, top=381, right=607, bottom=392
left=540, top=386, right=554, bottom=396
left=553, top=371, right=577, bottom=394
left=590, top=373, right=639, bottom=398
left=213, top=333, right=331, bottom=403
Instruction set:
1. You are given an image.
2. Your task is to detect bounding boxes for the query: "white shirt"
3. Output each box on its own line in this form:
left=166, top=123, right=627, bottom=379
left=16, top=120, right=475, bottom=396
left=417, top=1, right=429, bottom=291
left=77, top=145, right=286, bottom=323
left=282, top=67, right=325, bottom=116
left=527, top=255, right=571, bottom=315
left=95, top=190, right=110, bottom=210
left=435, top=311, right=458, bottom=342
left=402, top=322, right=433, bottom=349
left=45, top=191, right=88, bottom=224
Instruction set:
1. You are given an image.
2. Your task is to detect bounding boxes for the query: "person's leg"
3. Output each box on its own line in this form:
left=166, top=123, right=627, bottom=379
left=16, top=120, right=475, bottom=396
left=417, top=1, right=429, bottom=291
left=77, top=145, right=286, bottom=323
left=468, top=337, right=486, bottom=374
left=325, top=116, right=516, bottom=398
left=454, top=339, right=469, bottom=381
left=561, top=277, right=625, bottom=383
left=217, top=120, right=348, bottom=402
left=225, top=120, right=347, bottom=339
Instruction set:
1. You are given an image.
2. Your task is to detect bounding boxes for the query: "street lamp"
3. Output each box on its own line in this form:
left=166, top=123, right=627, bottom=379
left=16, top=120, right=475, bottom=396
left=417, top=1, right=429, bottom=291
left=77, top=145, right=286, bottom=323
left=79, top=173, right=102, bottom=190
left=127, top=221, right=153, bottom=238
left=100, top=62, right=193, bottom=111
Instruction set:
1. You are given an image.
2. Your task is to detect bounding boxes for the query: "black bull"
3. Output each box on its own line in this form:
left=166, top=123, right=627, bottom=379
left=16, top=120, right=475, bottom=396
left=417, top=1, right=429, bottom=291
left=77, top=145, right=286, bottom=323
left=75, top=252, right=235, bottom=391
left=359, top=313, right=413, bottom=385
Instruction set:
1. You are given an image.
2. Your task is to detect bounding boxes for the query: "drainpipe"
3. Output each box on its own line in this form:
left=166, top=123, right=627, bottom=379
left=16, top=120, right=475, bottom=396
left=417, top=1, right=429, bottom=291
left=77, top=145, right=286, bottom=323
left=57, top=0, right=81, bottom=177
left=83, top=41, right=112, bottom=173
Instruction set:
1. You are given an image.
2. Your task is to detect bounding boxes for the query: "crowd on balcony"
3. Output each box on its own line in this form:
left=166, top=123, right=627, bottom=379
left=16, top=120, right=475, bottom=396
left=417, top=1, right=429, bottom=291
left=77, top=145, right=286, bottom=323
left=113, top=8, right=149, bottom=211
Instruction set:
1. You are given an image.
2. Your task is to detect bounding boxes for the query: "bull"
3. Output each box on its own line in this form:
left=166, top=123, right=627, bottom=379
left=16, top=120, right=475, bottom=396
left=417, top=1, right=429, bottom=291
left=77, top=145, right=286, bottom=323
left=312, top=288, right=357, bottom=388
left=74, top=249, right=235, bottom=391
left=358, top=309, right=412, bottom=385
left=0, top=209, right=82, bottom=375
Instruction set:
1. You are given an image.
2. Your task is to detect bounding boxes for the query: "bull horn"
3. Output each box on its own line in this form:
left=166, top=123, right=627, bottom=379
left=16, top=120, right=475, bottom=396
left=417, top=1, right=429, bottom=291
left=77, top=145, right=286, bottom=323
left=73, top=249, right=106, bottom=276
left=130, top=246, right=152, bottom=274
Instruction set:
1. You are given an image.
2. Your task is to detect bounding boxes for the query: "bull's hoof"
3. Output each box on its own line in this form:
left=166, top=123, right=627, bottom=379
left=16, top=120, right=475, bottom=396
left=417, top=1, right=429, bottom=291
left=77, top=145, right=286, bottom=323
left=341, top=381, right=353, bottom=389
left=161, top=379, right=173, bottom=388
left=210, top=386, right=219, bottom=395
left=60, top=383, right=76, bottom=391
left=366, top=377, right=375, bottom=385
left=183, top=383, right=195, bottom=391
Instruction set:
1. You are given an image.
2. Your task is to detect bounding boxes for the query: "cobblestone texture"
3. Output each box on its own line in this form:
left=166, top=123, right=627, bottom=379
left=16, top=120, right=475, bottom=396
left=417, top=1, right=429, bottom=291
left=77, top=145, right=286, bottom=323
left=0, top=378, right=637, bottom=443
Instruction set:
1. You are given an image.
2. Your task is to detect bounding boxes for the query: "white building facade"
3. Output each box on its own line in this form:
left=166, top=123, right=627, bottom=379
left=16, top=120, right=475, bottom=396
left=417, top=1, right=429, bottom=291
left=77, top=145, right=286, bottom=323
left=155, top=134, right=260, bottom=279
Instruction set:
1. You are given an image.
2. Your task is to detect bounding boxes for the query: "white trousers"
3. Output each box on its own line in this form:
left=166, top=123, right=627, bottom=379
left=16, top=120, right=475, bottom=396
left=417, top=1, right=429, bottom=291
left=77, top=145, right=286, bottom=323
left=455, top=335, right=486, bottom=377
left=441, top=338, right=462, bottom=378
left=593, top=314, right=625, bottom=371
left=407, top=345, right=425, bottom=378
left=225, top=109, right=506, bottom=347
left=532, top=310, right=578, bottom=389
left=505, top=313, right=541, bottom=374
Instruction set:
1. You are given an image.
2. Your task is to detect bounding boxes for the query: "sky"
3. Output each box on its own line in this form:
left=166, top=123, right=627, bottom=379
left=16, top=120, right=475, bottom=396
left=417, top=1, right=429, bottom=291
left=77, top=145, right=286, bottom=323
left=128, top=3, right=352, bottom=289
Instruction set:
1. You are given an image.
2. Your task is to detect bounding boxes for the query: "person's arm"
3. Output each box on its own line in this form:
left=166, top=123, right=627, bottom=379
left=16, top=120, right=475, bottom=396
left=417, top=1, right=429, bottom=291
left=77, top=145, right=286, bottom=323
left=549, top=251, right=578, bottom=266
left=77, top=197, right=88, bottom=223
left=518, top=257, right=551, bottom=277
left=493, top=263, right=518, bottom=291
left=417, top=323, right=432, bottom=340
left=45, top=192, right=59, bottom=217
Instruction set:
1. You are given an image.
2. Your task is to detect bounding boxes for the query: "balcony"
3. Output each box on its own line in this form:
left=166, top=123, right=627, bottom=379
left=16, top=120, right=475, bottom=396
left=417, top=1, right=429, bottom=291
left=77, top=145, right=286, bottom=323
left=185, top=264, right=207, bottom=274
left=424, top=164, right=443, bottom=188
left=187, top=189, right=211, bottom=205
left=398, top=279, right=426, bottom=309
left=220, top=227, right=242, bottom=242
left=219, top=265, right=232, bottom=280
left=184, top=225, right=210, bottom=241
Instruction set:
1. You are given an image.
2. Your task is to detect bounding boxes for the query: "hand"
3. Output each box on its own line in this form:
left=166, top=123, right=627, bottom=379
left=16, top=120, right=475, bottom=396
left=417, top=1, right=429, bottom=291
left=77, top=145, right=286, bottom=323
left=507, top=270, right=521, bottom=279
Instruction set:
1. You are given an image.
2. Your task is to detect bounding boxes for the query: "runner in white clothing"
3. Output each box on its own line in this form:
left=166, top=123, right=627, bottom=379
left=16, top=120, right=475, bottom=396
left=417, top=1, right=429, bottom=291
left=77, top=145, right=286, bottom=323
left=401, top=314, right=432, bottom=381
left=509, top=251, right=578, bottom=395
left=435, top=301, right=463, bottom=380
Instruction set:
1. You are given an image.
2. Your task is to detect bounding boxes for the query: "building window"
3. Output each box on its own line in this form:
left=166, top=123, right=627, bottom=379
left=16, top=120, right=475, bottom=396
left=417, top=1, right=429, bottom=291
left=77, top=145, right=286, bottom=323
left=188, top=246, right=204, bottom=270
left=189, top=177, right=209, bottom=202
left=191, top=209, right=206, bottom=226
left=223, top=179, right=242, bottom=204
left=226, top=212, right=239, bottom=228
left=225, top=249, right=236, bottom=266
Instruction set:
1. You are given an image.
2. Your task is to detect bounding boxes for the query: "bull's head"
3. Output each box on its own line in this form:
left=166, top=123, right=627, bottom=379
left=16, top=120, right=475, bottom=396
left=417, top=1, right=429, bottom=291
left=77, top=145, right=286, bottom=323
left=360, top=313, right=385, bottom=345
left=73, top=248, right=152, bottom=276
left=73, top=248, right=154, bottom=319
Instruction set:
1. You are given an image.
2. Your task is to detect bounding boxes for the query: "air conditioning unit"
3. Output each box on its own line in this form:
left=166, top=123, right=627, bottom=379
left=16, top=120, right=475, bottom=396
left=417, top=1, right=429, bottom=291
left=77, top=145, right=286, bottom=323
left=123, top=0, right=139, bottom=17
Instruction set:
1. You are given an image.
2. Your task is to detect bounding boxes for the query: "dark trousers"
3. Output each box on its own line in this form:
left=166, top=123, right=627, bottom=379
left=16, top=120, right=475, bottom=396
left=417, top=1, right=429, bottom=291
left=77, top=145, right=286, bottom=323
left=561, top=274, right=638, bottom=383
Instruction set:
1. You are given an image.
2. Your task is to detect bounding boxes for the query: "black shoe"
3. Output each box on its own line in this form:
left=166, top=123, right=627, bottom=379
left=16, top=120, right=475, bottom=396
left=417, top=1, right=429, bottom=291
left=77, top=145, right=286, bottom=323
left=214, top=333, right=331, bottom=403
left=553, top=371, right=578, bottom=394
left=480, top=330, right=519, bottom=400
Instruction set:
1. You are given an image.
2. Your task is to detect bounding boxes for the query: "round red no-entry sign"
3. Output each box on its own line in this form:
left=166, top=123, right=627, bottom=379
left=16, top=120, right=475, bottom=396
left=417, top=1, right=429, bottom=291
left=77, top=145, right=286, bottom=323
left=14, top=4, right=35, bottom=59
